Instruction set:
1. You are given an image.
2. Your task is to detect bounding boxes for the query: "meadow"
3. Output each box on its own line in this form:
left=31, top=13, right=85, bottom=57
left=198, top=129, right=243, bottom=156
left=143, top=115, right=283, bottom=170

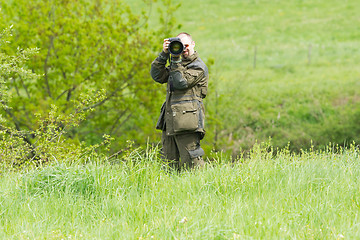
left=1, top=0, right=360, bottom=239
left=1, top=144, right=359, bottom=239
left=131, top=0, right=360, bottom=153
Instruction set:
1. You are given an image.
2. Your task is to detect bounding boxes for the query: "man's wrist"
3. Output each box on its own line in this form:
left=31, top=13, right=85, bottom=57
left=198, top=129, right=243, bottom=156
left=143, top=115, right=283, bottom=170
left=158, top=51, right=169, bottom=61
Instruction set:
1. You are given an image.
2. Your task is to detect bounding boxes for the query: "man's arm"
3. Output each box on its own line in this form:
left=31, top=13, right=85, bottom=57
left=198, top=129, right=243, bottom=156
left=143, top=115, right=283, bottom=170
left=150, top=51, right=170, bottom=84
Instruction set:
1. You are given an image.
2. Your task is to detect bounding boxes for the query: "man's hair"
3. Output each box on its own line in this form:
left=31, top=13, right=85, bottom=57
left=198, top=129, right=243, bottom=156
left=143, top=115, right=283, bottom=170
left=176, top=32, right=193, bottom=42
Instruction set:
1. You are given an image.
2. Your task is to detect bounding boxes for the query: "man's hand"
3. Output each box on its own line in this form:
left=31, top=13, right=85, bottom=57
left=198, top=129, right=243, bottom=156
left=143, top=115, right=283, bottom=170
left=163, top=39, right=170, bottom=53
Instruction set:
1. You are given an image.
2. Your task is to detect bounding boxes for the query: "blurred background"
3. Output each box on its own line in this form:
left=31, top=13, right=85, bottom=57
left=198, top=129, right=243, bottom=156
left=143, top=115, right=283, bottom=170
left=1, top=0, right=359, bottom=158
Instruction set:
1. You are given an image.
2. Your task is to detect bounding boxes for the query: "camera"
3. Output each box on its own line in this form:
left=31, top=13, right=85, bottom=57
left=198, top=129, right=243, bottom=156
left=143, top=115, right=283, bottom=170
left=168, top=37, right=184, bottom=56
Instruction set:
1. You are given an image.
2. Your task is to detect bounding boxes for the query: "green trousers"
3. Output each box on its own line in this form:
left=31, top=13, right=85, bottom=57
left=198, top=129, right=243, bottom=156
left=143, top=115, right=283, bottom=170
left=161, top=132, right=205, bottom=170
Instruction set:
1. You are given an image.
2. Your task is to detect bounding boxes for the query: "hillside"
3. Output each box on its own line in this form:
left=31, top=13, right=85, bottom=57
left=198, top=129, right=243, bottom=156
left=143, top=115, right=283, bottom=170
left=134, top=0, right=360, bottom=154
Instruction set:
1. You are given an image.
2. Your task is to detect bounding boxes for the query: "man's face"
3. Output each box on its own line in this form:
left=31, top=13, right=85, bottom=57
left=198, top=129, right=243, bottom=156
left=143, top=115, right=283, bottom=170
left=179, top=34, right=195, bottom=58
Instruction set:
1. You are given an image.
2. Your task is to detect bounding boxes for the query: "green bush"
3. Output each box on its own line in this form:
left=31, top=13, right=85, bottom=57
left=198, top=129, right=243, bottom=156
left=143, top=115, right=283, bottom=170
left=0, top=27, right=114, bottom=169
left=0, top=0, right=179, bottom=153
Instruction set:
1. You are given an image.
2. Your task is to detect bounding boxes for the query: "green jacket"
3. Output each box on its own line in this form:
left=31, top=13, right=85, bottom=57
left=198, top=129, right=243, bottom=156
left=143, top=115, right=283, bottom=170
left=150, top=51, right=208, bottom=137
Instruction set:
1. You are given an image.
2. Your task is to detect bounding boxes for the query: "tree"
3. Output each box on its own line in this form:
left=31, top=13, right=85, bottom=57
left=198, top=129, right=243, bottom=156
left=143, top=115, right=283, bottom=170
left=0, top=26, right=114, bottom=167
left=0, top=0, right=179, bottom=151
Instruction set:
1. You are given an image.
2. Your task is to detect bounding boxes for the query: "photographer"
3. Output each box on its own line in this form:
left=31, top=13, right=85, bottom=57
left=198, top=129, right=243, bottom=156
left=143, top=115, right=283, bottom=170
left=150, top=32, right=209, bottom=170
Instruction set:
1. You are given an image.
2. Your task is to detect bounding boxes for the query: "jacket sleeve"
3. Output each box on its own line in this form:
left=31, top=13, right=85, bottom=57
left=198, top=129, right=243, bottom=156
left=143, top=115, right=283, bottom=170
left=150, top=51, right=170, bottom=84
left=169, top=56, right=207, bottom=91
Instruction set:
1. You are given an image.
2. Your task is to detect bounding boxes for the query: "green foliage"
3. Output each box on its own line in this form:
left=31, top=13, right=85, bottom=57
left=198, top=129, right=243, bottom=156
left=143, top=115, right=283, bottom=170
left=0, top=28, right=114, bottom=169
left=0, top=86, right=113, bottom=169
left=0, top=26, right=39, bottom=110
left=0, top=0, right=179, bottom=152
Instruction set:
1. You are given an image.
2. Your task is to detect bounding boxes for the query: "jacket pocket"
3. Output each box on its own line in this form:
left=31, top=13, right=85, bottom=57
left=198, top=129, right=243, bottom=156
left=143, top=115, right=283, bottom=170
left=171, top=100, right=199, bottom=133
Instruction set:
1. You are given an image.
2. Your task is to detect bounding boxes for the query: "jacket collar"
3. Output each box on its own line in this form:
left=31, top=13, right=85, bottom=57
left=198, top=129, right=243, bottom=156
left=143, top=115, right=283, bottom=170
left=182, top=51, right=198, bottom=65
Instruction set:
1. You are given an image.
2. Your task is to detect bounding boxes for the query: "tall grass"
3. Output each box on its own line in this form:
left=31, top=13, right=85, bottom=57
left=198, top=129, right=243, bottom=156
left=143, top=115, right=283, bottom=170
left=1, top=144, right=359, bottom=239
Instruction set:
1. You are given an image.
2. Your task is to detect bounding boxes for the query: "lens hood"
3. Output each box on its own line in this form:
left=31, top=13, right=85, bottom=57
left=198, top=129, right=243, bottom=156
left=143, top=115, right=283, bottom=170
left=168, top=37, right=184, bottom=56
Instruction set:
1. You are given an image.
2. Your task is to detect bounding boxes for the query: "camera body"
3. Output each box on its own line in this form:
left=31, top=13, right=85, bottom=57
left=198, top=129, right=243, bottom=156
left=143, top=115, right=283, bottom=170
left=168, top=37, right=184, bottom=56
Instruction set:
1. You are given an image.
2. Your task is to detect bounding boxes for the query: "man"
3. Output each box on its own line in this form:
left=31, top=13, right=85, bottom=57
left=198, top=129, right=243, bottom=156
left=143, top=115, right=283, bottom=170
left=150, top=32, right=209, bottom=170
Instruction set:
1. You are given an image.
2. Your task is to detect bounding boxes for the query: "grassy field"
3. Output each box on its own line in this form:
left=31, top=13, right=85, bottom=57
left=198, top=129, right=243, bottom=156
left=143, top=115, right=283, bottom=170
left=1, top=144, right=359, bottom=239
left=1, top=1, right=360, bottom=239
left=130, top=0, right=360, bottom=154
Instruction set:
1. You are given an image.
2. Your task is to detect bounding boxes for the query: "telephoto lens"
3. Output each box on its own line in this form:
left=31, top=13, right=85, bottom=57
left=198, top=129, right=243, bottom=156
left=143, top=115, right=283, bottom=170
left=168, top=37, right=184, bottom=56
